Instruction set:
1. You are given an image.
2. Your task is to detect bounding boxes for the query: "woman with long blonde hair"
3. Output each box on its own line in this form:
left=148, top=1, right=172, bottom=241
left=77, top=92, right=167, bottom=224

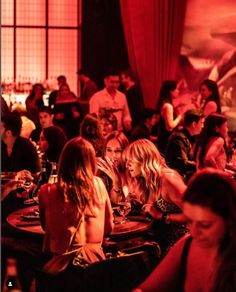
left=124, top=139, right=187, bottom=255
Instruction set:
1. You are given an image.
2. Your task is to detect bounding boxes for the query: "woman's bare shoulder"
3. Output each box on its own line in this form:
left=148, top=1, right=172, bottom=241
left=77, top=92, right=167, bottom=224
left=93, top=176, right=106, bottom=189
left=162, top=168, right=186, bottom=190
left=209, top=136, right=224, bottom=143
left=93, top=176, right=109, bottom=200
left=39, top=183, right=62, bottom=201
left=162, top=102, right=173, bottom=111
left=162, top=168, right=183, bottom=182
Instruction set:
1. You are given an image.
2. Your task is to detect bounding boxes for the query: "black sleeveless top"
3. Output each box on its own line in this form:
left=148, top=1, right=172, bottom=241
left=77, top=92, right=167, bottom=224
left=178, top=236, right=193, bottom=292
left=157, top=103, right=177, bottom=157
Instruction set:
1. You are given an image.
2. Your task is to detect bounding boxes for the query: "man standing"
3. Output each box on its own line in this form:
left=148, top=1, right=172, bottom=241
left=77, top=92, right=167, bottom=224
left=89, top=69, right=132, bottom=131
left=121, top=69, right=144, bottom=128
left=77, top=68, right=98, bottom=100
left=1, top=113, right=40, bottom=173
left=166, top=109, right=204, bottom=181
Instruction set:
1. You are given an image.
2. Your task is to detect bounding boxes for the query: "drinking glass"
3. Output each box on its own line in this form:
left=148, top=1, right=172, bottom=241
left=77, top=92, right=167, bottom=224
left=116, top=199, right=131, bottom=224
left=22, top=178, right=34, bottom=205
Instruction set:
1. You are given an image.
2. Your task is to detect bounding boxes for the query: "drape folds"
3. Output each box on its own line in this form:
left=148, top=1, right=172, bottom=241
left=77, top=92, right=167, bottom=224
left=119, top=0, right=187, bottom=108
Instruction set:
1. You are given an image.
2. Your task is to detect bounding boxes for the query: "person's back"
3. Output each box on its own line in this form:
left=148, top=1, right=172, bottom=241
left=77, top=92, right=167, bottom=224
left=39, top=137, right=113, bottom=260
left=40, top=176, right=111, bottom=254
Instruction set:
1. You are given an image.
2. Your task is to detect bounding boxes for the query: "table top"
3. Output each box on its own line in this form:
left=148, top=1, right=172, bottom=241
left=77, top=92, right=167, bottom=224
left=7, top=205, right=44, bottom=235
left=6, top=206, right=152, bottom=237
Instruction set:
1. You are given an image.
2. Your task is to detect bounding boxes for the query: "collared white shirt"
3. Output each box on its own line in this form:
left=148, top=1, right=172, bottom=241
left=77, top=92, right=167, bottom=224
left=89, top=88, right=132, bottom=130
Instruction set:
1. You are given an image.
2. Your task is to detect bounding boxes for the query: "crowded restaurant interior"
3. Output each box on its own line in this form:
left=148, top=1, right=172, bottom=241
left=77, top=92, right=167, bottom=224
left=1, top=0, right=236, bottom=291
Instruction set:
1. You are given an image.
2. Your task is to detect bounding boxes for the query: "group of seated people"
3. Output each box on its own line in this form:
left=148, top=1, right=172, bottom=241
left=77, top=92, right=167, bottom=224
left=1, top=72, right=236, bottom=292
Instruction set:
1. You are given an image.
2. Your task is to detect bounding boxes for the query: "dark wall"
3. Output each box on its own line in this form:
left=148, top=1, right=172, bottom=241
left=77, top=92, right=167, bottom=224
left=81, top=0, right=129, bottom=89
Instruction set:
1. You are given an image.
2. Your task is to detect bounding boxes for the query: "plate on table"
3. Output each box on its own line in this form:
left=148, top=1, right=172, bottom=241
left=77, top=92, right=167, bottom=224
left=127, top=215, right=153, bottom=223
left=21, top=210, right=40, bottom=221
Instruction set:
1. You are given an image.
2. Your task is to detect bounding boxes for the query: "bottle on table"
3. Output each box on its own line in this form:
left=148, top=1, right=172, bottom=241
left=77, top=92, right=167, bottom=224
left=48, top=162, right=58, bottom=184
left=2, top=258, right=22, bottom=292
left=29, top=160, right=49, bottom=200
left=37, top=160, right=49, bottom=186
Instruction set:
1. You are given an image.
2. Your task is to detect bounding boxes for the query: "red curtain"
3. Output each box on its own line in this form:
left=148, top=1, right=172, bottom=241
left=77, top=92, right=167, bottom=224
left=120, top=0, right=187, bottom=108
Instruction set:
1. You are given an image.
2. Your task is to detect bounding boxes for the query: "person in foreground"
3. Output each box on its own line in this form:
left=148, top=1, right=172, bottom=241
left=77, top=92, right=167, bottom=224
left=38, top=137, right=114, bottom=271
left=132, top=168, right=236, bottom=292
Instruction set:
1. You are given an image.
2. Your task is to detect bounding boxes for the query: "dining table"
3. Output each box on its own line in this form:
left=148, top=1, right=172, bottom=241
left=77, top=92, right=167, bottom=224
left=5, top=204, right=160, bottom=274
left=6, top=205, right=153, bottom=239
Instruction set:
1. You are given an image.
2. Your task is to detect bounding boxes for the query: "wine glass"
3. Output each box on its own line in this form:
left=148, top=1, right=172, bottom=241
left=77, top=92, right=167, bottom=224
left=21, top=178, right=34, bottom=205
left=116, top=199, right=131, bottom=224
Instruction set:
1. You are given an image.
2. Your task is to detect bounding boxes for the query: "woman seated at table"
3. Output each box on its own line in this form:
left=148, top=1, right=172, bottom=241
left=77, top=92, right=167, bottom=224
left=99, top=112, right=118, bottom=139
left=80, top=113, right=104, bottom=157
left=196, top=113, right=230, bottom=170
left=38, top=137, right=114, bottom=271
left=123, top=139, right=187, bottom=255
left=133, top=168, right=236, bottom=292
left=39, top=125, right=68, bottom=164
left=97, top=130, right=129, bottom=204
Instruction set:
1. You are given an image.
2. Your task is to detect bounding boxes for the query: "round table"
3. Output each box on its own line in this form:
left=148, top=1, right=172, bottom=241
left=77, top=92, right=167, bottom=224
left=7, top=206, right=152, bottom=237
left=6, top=205, right=44, bottom=235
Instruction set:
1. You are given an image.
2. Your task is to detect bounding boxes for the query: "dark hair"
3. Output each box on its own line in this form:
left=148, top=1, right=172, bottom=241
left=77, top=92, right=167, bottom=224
left=104, top=68, right=120, bottom=78
left=121, top=69, right=136, bottom=82
left=184, top=108, right=204, bottom=127
left=141, top=108, right=156, bottom=122
left=200, top=79, right=221, bottom=113
left=156, top=80, right=177, bottom=113
left=43, top=126, right=68, bottom=163
left=38, top=106, right=53, bottom=116
left=99, top=112, right=118, bottom=131
left=2, top=112, right=22, bottom=136
left=80, top=114, right=104, bottom=157
left=102, top=131, right=129, bottom=187
left=197, top=113, right=228, bottom=167
left=58, top=137, right=97, bottom=210
left=57, top=75, right=66, bottom=82
left=28, top=83, right=44, bottom=100
left=104, top=131, right=129, bottom=153
left=77, top=68, right=90, bottom=76
left=183, top=168, right=236, bottom=292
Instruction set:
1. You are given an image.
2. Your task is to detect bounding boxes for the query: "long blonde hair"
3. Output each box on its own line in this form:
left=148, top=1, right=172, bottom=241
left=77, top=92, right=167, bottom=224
left=123, top=139, right=168, bottom=201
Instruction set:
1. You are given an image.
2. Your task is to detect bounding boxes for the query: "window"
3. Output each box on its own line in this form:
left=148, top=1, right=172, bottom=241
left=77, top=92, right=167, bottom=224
left=1, top=0, right=81, bottom=96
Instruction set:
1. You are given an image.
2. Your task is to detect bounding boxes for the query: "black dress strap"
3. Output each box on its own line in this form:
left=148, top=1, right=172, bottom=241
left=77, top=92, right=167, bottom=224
left=178, top=236, right=192, bottom=292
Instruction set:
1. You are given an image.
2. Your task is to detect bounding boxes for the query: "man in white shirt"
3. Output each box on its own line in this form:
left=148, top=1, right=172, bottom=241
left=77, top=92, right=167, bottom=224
left=89, top=69, right=132, bottom=131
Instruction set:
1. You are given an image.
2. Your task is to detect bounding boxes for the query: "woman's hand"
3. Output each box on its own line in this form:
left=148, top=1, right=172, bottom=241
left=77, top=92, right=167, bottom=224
left=142, top=203, right=162, bottom=220
left=97, top=157, right=121, bottom=185
left=1, top=171, right=32, bottom=201
left=127, top=193, right=143, bottom=205
left=15, top=170, right=33, bottom=182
